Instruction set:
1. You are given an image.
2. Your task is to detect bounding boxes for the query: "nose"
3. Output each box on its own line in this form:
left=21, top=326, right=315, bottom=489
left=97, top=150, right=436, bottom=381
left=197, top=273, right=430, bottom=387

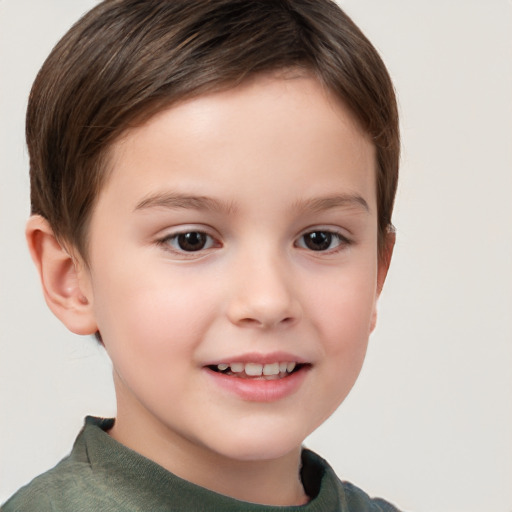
left=226, top=250, right=301, bottom=329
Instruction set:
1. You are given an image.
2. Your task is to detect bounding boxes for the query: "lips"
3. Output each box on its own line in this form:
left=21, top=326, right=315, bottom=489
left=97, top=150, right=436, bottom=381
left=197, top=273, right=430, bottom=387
left=203, top=352, right=311, bottom=400
left=205, top=363, right=310, bottom=402
left=208, top=361, right=301, bottom=379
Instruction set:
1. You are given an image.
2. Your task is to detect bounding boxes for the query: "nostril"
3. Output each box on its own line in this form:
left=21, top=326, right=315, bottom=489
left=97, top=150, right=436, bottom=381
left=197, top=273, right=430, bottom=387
left=239, top=317, right=263, bottom=326
left=226, top=293, right=301, bottom=328
left=239, top=315, right=296, bottom=328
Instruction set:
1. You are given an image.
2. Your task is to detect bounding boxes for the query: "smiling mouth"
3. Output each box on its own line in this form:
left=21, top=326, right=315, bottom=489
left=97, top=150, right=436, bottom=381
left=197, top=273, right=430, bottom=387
left=207, top=362, right=309, bottom=380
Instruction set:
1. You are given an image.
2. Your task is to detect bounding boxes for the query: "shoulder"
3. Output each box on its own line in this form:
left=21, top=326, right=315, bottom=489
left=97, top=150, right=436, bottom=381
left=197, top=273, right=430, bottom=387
left=1, top=455, right=102, bottom=512
left=2, top=418, right=118, bottom=512
left=341, top=481, right=403, bottom=512
left=301, top=449, right=403, bottom=512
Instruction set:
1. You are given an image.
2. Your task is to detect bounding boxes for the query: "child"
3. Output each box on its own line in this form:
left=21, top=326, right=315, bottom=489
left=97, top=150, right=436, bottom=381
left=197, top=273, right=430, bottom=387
left=3, top=0, right=400, bottom=510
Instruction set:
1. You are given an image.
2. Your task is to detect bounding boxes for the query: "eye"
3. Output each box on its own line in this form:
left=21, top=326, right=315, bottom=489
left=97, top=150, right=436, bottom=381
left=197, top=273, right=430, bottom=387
left=162, top=231, right=216, bottom=252
left=296, top=230, right=348, bottom=252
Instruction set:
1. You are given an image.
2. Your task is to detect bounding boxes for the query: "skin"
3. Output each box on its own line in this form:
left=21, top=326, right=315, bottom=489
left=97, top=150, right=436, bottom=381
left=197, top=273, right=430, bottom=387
left=27, top=73, right=393, bottom=506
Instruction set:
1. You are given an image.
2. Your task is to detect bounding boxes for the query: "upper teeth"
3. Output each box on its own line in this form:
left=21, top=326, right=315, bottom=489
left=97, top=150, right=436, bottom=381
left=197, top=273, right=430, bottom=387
left=215, top=361, right=297, bottom=376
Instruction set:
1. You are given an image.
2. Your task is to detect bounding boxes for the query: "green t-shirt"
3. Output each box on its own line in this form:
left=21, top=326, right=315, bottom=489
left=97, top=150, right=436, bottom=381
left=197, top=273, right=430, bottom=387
left=2, top=417, right=401, bottom=511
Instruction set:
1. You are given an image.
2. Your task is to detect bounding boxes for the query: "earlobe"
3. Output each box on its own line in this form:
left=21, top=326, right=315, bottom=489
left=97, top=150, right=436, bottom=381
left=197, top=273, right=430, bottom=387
left=26, top=215, right=98, bottom=335
left=370, top=230, right=396, bottom=333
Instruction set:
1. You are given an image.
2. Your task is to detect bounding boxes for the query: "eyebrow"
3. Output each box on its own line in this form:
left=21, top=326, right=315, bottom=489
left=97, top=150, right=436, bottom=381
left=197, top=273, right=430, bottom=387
left=134, top=192, right=238, bottom=214
left=292, top=194, right=370, bottom=214
left=134, top=191, right=370, bottom=215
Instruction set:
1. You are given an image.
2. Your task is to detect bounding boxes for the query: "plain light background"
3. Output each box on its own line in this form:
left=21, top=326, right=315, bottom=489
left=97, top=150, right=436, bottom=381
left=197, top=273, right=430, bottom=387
left=1, top=1, right=511, bottom=510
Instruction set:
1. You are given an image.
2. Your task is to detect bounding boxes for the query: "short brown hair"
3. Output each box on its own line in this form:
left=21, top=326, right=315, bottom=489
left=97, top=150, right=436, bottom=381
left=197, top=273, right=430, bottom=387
left=27, top=0, right=399, bottom=259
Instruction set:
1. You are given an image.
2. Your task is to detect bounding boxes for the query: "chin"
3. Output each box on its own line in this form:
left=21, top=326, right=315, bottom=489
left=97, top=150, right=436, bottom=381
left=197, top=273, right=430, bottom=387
left=206, top=424, right=308, bottom=462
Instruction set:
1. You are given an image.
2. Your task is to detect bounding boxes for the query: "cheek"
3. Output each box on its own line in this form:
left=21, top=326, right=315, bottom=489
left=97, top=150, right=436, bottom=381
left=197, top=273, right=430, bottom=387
left=90, top=262, right=218, bottom=367
left=307, top=265, right=377, bottom=402
left=310, top=265, right=378, bottom=345
left=317, top=293, right=372, bottom=382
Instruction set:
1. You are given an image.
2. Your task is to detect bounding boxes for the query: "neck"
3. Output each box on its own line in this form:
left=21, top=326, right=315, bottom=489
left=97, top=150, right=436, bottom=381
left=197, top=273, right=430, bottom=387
left=179, top=445, right=309, bottom=506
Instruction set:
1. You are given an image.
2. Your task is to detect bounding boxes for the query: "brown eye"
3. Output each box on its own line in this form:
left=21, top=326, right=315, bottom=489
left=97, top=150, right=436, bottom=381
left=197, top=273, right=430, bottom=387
left=302, top=231, right=332, bottom=251
left=176, top=232, right=208, bottom=251
left=163, top=231, right=215, bottom=252
left=297, top=230, right=348, bottom=252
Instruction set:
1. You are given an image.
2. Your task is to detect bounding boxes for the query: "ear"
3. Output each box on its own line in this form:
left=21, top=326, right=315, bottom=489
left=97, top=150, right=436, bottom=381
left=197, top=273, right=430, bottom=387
left=370, top=230, right=396, bottom=333
left=26, top=215, right=98, bottom=335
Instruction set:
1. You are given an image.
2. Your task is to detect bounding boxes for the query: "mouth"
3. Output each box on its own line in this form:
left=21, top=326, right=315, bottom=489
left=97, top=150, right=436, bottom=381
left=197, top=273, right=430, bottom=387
left=204, top=356, right=312, bottom=401
left=206, top=361, right=310, bottom=380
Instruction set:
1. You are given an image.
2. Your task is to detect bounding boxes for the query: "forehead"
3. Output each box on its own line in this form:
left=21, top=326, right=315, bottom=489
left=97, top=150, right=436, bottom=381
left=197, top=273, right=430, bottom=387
left=99, top=74, right=376, bottom=215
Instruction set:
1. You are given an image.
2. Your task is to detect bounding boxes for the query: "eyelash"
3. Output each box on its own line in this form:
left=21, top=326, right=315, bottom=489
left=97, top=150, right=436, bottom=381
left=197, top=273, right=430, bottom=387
left=156, top=230, right=219, bottom=256
left=295, top=230, right=351, bottom=253
left=156, top=228, right=351, bottom=256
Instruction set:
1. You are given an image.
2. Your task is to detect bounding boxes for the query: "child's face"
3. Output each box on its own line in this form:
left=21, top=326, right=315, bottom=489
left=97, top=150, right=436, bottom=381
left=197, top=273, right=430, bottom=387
left=80, top=74, right=388, bottom=464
